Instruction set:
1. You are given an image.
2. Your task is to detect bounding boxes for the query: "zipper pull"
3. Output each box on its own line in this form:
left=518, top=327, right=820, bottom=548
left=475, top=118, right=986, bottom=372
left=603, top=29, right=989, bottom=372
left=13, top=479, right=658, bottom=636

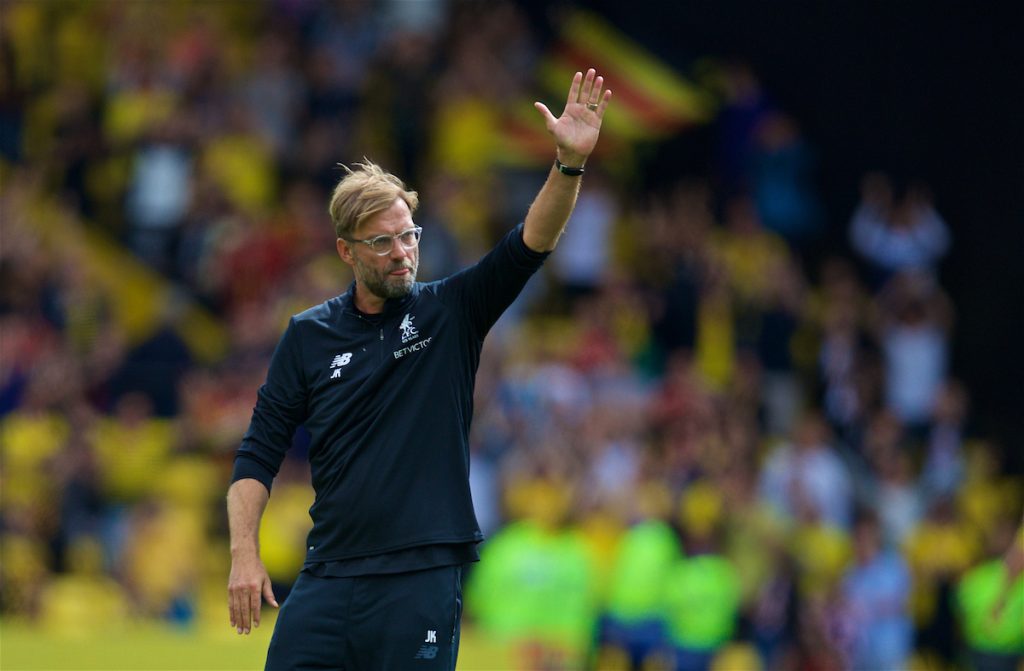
left=380, top=329, right=384, bottom=341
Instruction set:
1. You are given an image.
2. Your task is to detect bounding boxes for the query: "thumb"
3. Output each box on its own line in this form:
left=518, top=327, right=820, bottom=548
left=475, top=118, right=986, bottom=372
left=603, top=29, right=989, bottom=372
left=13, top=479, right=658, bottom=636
left=263, top=578, right=279, bottom=608
left=533, top=102, right=557, bottom=131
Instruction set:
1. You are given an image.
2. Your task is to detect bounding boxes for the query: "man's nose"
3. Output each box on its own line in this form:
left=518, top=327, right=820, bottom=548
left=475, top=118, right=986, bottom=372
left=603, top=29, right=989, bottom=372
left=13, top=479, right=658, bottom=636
left=389, top=240, right=410, bottom=261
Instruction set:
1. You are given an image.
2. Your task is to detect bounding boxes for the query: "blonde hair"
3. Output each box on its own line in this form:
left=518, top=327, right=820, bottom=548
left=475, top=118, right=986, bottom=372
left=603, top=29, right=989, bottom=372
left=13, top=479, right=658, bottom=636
left=328, top=161, right=419, bottom=239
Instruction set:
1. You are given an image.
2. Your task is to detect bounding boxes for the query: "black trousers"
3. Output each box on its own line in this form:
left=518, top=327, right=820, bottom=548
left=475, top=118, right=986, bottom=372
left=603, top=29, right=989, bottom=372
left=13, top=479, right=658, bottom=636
left=265, top=564, right=463, bottom=671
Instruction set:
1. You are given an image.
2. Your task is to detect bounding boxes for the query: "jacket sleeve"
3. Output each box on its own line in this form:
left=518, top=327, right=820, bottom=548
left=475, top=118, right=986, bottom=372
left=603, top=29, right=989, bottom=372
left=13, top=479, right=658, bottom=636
left=231, top=317, right=309, bottom=492
left=439, top=223, right=549, bottom=339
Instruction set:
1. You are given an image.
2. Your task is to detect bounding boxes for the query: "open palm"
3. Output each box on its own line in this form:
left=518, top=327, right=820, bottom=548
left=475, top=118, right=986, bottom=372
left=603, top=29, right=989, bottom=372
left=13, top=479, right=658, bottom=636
left=534, top=68, right=612, bottom=167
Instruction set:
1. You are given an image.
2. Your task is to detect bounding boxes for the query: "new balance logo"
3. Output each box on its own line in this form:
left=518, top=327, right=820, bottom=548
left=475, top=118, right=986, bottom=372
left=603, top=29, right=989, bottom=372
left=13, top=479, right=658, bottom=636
left=329, top=353, right=352, bottom=379
left=414, top=645, right=438, bottom=660
left=400, top=313, right=419, bottom=343
left=425, top=630, right=436, bottom=643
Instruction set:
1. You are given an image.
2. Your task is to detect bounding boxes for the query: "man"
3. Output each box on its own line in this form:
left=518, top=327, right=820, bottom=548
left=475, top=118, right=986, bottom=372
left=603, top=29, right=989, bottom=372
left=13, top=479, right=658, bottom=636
left=227, top=69, right=611, bottom=669
left=956, top=518, right=1024, bottom=671
left=838, top=510, right=913, bottom=671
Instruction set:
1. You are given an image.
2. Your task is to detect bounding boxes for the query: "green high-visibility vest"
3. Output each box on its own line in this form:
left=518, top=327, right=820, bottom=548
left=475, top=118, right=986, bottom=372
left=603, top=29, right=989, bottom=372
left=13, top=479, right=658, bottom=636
left=469, top=521, right=597, bottom=649
left=605, top=521, right=683, bottom=622
left=956, top=559, right=1024, bottom=653
left=663, top=554, right=741, bottom=650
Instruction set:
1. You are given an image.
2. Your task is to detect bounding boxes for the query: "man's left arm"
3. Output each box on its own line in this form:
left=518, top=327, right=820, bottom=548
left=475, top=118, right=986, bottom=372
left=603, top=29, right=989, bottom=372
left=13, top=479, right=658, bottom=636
left=524, top=68, right=612, bottom=252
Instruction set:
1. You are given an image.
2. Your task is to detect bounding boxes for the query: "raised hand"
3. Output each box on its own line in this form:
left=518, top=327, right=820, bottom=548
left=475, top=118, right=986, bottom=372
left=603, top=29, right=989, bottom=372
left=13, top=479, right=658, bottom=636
left=534, top=68, right=612, bottom=167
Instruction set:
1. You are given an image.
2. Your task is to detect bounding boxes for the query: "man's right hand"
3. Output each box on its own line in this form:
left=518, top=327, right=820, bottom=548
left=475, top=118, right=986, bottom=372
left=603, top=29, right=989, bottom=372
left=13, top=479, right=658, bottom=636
left=228, top=552, right=278, bottom=634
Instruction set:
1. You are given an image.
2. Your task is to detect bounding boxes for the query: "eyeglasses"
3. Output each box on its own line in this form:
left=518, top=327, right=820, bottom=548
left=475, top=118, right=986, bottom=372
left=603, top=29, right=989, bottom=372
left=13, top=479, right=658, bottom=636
left=345, top=226, right=422, bottom=256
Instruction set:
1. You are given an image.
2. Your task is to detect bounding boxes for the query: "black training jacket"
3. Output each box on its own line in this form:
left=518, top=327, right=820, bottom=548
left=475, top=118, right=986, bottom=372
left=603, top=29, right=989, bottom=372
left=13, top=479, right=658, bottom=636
left=232, top=224, right=548, bottom=565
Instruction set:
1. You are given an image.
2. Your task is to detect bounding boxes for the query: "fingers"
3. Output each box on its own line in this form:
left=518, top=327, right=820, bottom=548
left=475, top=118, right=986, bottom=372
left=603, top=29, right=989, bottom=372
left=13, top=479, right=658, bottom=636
left=565, top=70, right=583, bottom=107
left=534, top=101, right=557, bottom=129
left=229, top=583, right=256, bottom=634
left=228, top=576, right=278, bottom=634
left=250, top=585, right=262, bottom=630
left=239, top=589, right=251, bottom=634
left=587, top=75, right=604, bottom=106
left=263, top=579, right=280, bottom=609
left=583, top=69, right=596, bottom=103
left=566, top=69, right=611, bottom=116
left=577, top=69, right=596, bottom=104
left=229, top=588, right=249, bottom=634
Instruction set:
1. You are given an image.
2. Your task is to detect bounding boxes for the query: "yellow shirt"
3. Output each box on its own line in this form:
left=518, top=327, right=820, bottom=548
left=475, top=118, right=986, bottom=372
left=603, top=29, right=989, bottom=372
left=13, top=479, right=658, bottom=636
left=714, top=229, right=789, bottom=306
left=0, top=411, right=69, bottom=509
left=903, top=521, right=980, bottom=624
left=790, top=522, right=853, bottom=598
left=91, top=417, right=174, bottom=503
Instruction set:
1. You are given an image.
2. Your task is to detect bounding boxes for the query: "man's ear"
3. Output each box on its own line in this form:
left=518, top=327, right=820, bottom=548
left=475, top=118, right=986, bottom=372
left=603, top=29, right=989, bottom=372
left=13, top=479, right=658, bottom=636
left=336, top=238, right=355, bottom=266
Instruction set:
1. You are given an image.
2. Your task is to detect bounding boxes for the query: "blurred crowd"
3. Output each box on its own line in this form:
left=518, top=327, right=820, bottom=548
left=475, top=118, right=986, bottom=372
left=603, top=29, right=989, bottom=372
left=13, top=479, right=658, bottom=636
left=1, top=2, right=1021, bottom=670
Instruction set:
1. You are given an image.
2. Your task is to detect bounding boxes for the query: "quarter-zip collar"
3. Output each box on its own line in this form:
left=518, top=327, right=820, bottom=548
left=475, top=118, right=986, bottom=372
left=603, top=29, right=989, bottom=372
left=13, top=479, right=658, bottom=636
left=339, top=281, right=419, bottom=320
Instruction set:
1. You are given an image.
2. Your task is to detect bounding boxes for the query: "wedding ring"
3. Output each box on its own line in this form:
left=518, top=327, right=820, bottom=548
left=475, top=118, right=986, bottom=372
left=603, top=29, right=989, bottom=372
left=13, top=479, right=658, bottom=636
left=587, top=102, right=599, bottom=111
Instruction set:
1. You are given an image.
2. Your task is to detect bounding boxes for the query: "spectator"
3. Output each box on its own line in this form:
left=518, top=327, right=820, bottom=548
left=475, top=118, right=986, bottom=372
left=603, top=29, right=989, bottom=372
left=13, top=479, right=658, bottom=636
left=596, top=511, right=682, bottom=669
left=756, top=258, right=807, bottom=437
left=468, top=478, right=598, bottom=669
left=838, top=510, right=914, bottom=671
left=760, top=412, right=854, bottom=530
left=849, top=173, right=950, bottom=285
left=238, top=32, right=306, bottom=160
left=662, top=482, right=741, bottom=671
left=548, top=169, right=618, bottom=301
left=815, top=257, right=873, bottom=442
left=874, top=272, right=953, bottom=430
left=903, top=497, right=980, bottom=669
left=749, top=111, right=823, bottom=253
left=955, top=518, right=1024, bottom=671
left=123, top=120, right=195, bottom=272
left=920, top=379, right=969, bottom=502
left=712, top=61, right=774, bottom=197
left=37, top=536, right=128, bottom=636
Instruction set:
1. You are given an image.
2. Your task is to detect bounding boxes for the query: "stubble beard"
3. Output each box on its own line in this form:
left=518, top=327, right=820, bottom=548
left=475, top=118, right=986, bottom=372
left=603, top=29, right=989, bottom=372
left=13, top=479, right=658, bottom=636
left=354, top=254, right=418, bottom=301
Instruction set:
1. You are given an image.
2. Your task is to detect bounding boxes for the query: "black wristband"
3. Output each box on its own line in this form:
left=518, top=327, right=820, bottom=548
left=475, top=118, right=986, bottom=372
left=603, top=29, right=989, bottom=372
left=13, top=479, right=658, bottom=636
left=555, top=158, right=585, bottom=176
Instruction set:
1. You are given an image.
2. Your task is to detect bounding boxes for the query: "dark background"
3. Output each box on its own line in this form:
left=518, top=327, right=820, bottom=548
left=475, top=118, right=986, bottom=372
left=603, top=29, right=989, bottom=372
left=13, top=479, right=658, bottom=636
left=532, top=0, right=1024, bottom=465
